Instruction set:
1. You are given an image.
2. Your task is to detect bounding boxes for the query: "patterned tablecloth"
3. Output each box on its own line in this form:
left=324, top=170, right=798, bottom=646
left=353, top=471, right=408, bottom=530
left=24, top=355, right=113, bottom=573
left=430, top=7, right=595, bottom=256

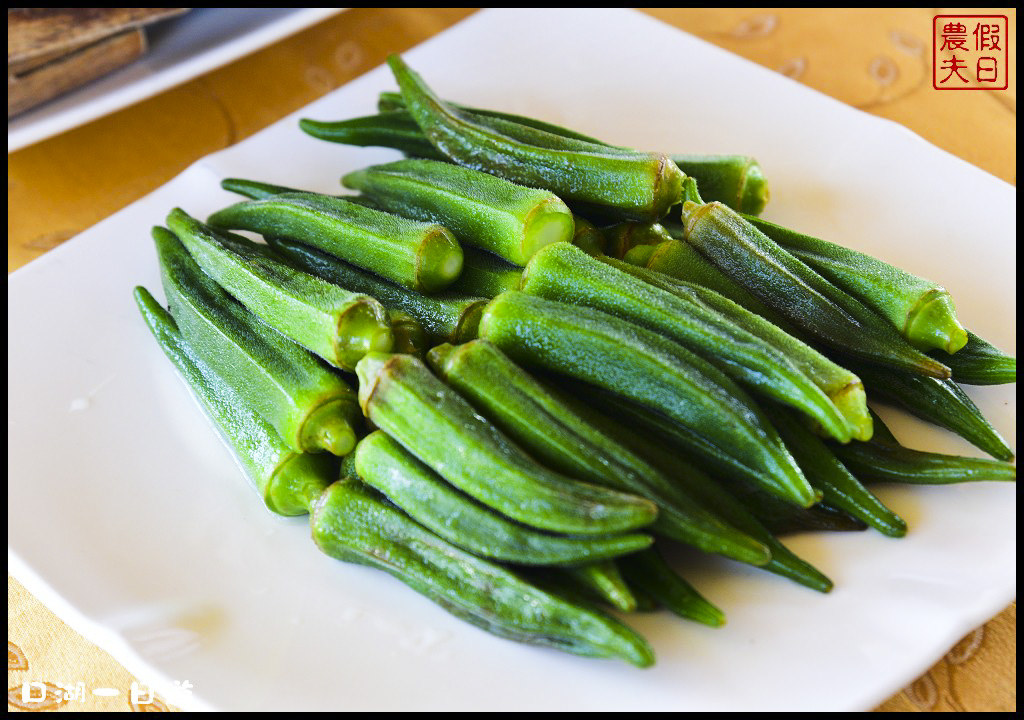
left=7, top=8, right=1016, bottom=712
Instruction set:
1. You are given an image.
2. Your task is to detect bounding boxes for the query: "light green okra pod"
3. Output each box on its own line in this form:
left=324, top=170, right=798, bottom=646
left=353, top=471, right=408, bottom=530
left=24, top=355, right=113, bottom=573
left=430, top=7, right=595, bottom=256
left=342, top=158, right=574, bottom=266
left=353, top=431, right=653, bottom=565
left=134, top=287, right=336, bottom=516
left=356, top=352, right=659, bottom=535
left=744, top=214, right=968, bottom=354
left=154, top=226, right=360, bottom=455
left=167, top=208, right=393, bottom=371
left=522, top=243, right=861, bottom=443
left=207, top=191, right=463, bottom=293
left=426, top=340, right=771, bottom=566
left=311, top=478, right=655, bottom=667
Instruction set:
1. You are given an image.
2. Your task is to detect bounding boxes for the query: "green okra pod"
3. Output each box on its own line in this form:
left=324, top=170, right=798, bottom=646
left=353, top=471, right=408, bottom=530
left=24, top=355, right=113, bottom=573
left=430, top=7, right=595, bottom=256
left=342, top=158, right=574, bottom=266
left=269, top=236, right=485, bottom=344
left=563, top=561, right=638, bottom=612
left=377, top=93, right=771, bottom=214
left=356, top=352, right=659, bottom=535
left=221, top=177, right=307, bottom=201
left=763, top=404, right=906, bottom=537
left=600, top=255, right=871, bottom=440
left=929, top=331, right=1017, bottom=385
left=848, top=361, right=1014, bottom=461
left=603, top=222, right=673, bottom=260
left=523, top=243, right=862, bottom=443
left=134, top=287, right=336, bottom=516
left=749, top=499, right=868, bottom=535
left=566, top=389, right=833, bottom=592
left=387, top=54, right=684, bottom=222
left=744, top=214, right=968, bottom=354
left=427, top=340, right=771, bottom=566
left=449, top=247, right=523, bottom=299
left=311, top=478, right=655, bottom=667
left=353, top=431, right=653, bottom=565
left=207, top=191, right=463, bottom=293
left=672, top=155, right=769, bottom=216
left=479, top=291, right=818, bottom=508
left=299, top=113, right=446, bottom=160
left=154, top=226, right=360, bottom=456
left=167, top=208, right=393, bottom=371
left=681, top=201, right=951, bottom=379
left=833, top=437, right=1017, bottom=485
left=619, top=548, right=725, bottom=627
left=571, top=215, right=606, bottom=256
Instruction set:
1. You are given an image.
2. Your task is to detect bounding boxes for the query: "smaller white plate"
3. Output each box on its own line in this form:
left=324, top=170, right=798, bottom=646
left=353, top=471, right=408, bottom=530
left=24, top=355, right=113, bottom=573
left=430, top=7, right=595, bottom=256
left=7, top=8, right=343, bottom=153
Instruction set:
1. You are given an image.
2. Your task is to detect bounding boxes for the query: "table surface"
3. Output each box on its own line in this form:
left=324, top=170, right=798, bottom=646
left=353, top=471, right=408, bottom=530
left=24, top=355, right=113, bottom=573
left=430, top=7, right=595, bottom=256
left=7, top=8, right=1016, bottom=712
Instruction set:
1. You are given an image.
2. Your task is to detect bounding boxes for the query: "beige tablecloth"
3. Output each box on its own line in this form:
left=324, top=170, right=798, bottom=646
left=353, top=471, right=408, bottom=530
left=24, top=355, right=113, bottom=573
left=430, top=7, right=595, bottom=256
left=7, top=8, right=1016, bottom=712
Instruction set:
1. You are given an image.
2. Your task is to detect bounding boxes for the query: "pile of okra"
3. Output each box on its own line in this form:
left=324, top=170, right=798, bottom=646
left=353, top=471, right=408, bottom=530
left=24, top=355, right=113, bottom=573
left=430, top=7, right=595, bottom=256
left=135, top=54, right=1015, bottom=667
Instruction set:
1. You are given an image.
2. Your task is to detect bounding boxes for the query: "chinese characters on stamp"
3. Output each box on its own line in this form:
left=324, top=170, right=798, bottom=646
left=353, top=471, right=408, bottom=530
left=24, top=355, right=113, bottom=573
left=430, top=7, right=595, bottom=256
left=933, top=15, right=1009, bottom=90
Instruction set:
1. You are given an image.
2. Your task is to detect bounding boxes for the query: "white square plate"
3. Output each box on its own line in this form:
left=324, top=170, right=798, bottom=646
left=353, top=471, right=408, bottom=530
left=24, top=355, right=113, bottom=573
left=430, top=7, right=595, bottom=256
left=8, top=8, right=1015, bottom=711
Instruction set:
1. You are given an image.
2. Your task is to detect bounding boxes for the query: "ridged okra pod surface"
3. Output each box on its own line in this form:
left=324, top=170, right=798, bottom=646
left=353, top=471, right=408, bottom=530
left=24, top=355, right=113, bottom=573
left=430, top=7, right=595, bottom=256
left=427, top=340, right=771, bottom=566
left=478, top=291, right=817, bottom=508
left=745, top=214, right=968, bottom=354
left=310, top=478, right=655, bottom=667
left=342, top=158, right=574, bottom=266
left=929, top=331, right=1017, bottom=385
left=681, top=201, right=951, bottom=379
left=354, top=431, right=653, bottom=565
left=672, top=154, right=769, bottom=216
left=522, top=243, right=860, bottom=443
left=356, top=352, right=658, bottom=535
left=134, top=287, right=336, bottom=516
left=387, top=54, right=684, bottom=223
left=167, top=208, right=393, bottom=371
left=154, top=226, right=360, bottom=455
left=207, top=191, right=463, bottom=293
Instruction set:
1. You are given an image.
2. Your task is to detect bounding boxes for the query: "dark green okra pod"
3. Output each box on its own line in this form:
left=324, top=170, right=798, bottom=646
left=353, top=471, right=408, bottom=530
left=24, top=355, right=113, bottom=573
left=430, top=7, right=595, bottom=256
left=847, top=361, right=1014, bottom=461
left=299, top=113, right=446, bottom=160
left=833, top=437, right=1017, bottom=485
left=134, top=287, right=336, bottom=516
left=353, top=431, right=653, bottom=565
left=619, top=548, right=725, bottom=627
left=744, top=214, right=968, bottom=354
left=681, top=201, right=951, bottom=379
left=342, top=158, right=574, bottom=266
left=269, top=236, right=485, bottom=344
left=600, top=255, right=871, bottom=440
left=427, top=340, right=771, bottom=566
left=479, top=291, right=818, bottom=508
left=207, top=192, right=463, bottom=293
left=387, top=54, right=684, bottom=222
left=929, top=331, right=1016, bottom=385
left=449, top=247, right=523, bottom=299
left=167, top=208, right=393, bottom=371
left=377, top=93, right=770, bottom=215
left=563, top=561, right=638, bottom=612
left=356, top=352, right=659, bottom=535
left=762, top=404, right=906, bottom=538
left=154, top=226, right=360, bottom=456
left=221, top=177, right=308, bottom=201
left=311, top=478, right=655, bottom=667
left=563, top=388, right=833, bottom=592
left=522, top=243, right=861, bottom=443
